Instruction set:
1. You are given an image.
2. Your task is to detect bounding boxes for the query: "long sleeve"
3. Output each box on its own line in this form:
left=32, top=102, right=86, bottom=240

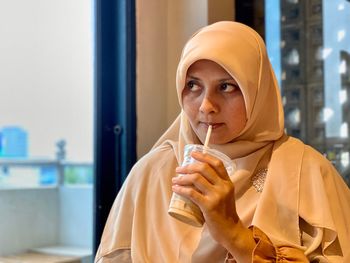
left=252, top=227, right=308, bottom=262
left=225, top=227, right=309, bottom=263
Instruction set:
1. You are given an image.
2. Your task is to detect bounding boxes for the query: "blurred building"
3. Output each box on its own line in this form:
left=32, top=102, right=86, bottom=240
left=279, top=0, right=350, bottom=184
left=0, top=126, right=28, bottom=158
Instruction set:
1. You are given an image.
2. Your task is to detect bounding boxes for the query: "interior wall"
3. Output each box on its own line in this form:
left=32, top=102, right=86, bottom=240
left=136, top=0, right=235, bottom=158
left=166, top=1, right=208, bottom=128
left=208, top=0, right=235, bottom=23
left=136, top=0, right=168, bottom=158
left=136, top=0, right=208, bottom=157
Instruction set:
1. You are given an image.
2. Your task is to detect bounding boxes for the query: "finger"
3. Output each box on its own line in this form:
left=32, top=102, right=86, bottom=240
left=172, top=172, right=213, bottom=194
left=176, top=162, right=218, bottom=185
left=190, top=151, right=230, bottom=180
left=172, top=184, right=206, bottom=205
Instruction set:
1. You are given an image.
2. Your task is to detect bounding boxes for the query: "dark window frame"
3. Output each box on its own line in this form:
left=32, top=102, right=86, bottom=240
left=93, top=0, right=136, bottom=254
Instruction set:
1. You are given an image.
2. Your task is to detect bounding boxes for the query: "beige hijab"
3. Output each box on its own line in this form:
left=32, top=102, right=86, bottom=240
left=154, top=21, right=284, bottom=163
left=97, top=21, right=350, bottom=262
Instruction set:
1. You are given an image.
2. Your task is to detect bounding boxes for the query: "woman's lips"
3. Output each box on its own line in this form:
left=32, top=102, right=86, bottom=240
left=200, top=122, right=224, bottom=129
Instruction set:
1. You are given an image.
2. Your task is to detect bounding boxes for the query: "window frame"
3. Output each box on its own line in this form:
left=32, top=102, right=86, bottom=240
left=93, top=0, right=136, bottom=254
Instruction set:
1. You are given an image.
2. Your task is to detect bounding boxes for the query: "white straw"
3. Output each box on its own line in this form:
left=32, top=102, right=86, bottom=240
left=204, top=125, right=212, bottom=148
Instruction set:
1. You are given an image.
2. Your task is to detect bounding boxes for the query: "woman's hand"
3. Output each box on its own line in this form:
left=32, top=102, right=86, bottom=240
left=173, top=151, right=238, bottom=238
left=172, top=150, right=256, bottom=262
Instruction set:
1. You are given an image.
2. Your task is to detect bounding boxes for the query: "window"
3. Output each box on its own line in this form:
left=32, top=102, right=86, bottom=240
left=266, top=0, right=350, bottom=185
left=0, top=0, right=94, bottom=261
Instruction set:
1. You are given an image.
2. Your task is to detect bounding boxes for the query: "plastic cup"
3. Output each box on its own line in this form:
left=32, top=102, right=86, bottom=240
left=168, top=144, right=235, bottom=227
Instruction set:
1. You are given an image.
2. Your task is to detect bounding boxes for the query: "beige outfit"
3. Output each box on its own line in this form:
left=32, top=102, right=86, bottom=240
left=95, top=22, right=350, bottom=262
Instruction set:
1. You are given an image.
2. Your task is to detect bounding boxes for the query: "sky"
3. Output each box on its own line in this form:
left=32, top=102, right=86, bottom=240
left=0, top=0, right=93, bottom=162
left=323, top=0, right=350, bottom=137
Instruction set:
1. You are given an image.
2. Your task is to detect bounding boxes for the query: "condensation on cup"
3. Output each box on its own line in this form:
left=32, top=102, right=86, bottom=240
left=168, top=144, right=235, bottom=227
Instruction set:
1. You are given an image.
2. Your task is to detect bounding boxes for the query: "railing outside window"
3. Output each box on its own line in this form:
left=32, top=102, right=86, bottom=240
left=0, top=159, right=92, bottom=189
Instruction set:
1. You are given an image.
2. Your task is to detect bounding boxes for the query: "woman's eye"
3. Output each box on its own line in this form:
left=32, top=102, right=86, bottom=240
left=186, top=80, right=201, bottom=91
left=220, top=83, right=237, bottom=92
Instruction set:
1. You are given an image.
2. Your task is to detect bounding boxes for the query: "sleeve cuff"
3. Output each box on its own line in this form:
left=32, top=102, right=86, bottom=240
left=225, top=226, right=308, bottom=262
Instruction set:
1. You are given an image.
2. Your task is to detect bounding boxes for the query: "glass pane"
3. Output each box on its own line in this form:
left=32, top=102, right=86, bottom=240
left=266, top=0, right=350, bottom=186
left=0, top=1, right=94, bottom=261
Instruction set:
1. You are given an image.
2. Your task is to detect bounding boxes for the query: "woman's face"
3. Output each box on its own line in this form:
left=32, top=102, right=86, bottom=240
left=182, top=60, right=247, bottom=144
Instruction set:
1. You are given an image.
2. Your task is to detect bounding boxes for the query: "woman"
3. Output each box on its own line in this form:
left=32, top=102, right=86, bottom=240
left=95, top=21, right=350, bottom=262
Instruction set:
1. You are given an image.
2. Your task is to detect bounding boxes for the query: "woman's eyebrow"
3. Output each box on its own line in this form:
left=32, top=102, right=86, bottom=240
left=186, top=75, right=201, bottom=80
left=187, top=76, right=234, bottom=81
left=218, top=77, right=239, bottom=85
left=219, top=78, right=235, bottom=82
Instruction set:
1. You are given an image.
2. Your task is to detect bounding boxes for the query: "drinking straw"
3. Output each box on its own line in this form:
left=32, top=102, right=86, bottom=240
left=204, top=125, right=212, bottom=149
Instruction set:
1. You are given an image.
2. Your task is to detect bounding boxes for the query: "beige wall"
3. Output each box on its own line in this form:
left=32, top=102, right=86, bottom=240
left=208, top=0, right=235, bottom=24
left=136, top=0, right=234, bottom=158
left=166, top=1, right=208, bottom=128
left=136, top=0, right=169, bottom=158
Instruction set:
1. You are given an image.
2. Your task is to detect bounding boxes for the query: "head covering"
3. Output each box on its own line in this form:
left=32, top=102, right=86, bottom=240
left=153, top=21, right=284, bottom=163
left=152, top=22, right=286, bottom=236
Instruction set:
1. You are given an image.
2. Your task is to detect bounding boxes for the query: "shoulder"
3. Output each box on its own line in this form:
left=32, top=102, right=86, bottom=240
left=303, top=144, right=332, bottom=168
left=287, top=137, right=348, bottom=188
left=279, top=136, right=334, bottom=171
left=275, top=136, right=342, bottom=183
left=126, top=143, right=178, bottom=184
left=133, top=143, right=177, bottom=171
left=302, top=143, right=338, bottom=177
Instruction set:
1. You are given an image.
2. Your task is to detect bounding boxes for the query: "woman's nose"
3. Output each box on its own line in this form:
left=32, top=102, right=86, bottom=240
left=199, top=95, right=218, bottom=114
